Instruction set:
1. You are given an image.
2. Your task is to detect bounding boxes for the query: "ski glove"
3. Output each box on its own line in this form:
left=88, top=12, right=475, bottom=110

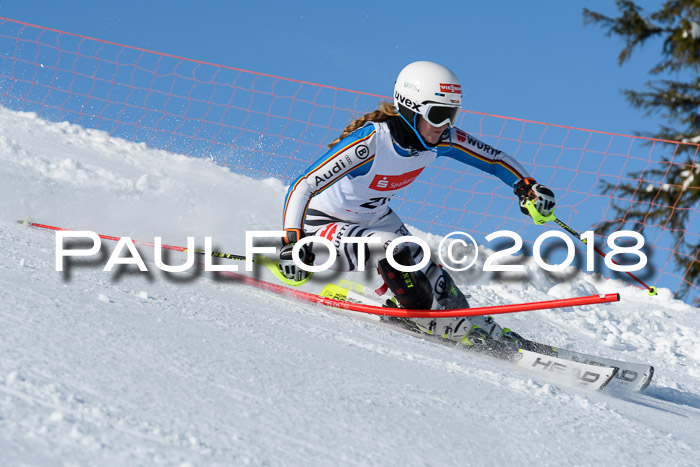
left=278, top=242, right=314, bottom=282
left=514, top=178, right=556, bottom=218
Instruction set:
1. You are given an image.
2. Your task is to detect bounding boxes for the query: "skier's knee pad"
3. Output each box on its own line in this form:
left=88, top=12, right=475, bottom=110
left=378, top=247, right=434, bottom=310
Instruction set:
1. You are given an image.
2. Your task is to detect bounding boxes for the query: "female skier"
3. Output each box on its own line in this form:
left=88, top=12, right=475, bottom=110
left=278, top=61, right=555, bottom=346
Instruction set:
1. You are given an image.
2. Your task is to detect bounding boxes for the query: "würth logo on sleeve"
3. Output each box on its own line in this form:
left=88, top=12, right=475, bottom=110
left=369, top=167, right=425, bottom=191
left=440, top=83, right=461, bottom=94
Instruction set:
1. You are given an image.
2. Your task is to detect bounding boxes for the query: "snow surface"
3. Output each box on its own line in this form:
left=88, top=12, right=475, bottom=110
left=1, top=105, right=699, bottom=466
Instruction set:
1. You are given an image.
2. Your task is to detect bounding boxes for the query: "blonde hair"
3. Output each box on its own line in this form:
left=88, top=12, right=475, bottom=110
left=328, top=101, right=398, bottom=148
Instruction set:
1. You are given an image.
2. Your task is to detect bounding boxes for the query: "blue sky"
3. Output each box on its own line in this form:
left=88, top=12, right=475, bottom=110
left=0, top=0, right=675, bottom=137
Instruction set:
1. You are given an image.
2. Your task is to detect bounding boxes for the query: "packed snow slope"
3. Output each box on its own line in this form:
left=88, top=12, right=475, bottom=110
left=1, top=106, right=699, bottom=466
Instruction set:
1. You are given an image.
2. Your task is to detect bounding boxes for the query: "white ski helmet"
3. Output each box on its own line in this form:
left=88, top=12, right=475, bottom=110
left=393, top=61, right=462, bottom=130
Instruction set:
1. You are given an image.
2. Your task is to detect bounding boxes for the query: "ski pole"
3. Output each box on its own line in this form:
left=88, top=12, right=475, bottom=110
left=551, top=217, right=657, bottom=296
left=519, top=202, right=657, bottom=296
left=18, top=220, right=312, bottom=286
left=186, top=247, right=313, bottom=287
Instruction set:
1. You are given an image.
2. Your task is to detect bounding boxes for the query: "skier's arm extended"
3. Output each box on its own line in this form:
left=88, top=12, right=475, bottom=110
left=439, top=128, right=556, bottom=219
left=438, top=128, right=530, bottom=187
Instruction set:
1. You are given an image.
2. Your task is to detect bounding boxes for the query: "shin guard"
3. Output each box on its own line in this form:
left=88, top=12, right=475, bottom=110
left=377, top=247, right=434, bottom=310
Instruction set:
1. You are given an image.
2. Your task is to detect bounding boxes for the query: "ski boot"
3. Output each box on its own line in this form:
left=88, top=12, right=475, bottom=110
left=377, top=247, right=434, bottom=310
left=377, top=255, right=485, bottom=348
left=377, top=253, right=521, bottom=353
left=434, top=270, right=470, bottom=310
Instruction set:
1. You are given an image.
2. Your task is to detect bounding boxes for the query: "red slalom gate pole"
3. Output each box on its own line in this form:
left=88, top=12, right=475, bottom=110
left=19, top=221, right=247, bottom=259
left=20, top=221, right=190, bottom=253
left=218, top=270, right=620, bottom=318
left=22, top=220, right=621, bottom=317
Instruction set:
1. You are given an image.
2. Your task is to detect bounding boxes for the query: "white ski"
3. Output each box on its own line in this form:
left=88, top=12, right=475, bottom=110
left=533, top=346, right=654, bottom=392
left=320, top=281, right=649, bottom=392
left=516, top=349, right=617, bottom=391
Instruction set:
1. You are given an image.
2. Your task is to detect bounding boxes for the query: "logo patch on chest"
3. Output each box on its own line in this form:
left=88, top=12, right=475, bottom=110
left=368, top=167, right=425, bottom=191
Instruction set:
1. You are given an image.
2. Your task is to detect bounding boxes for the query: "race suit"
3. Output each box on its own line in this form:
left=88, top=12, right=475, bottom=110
left=282, top=120, right=530, bottom=274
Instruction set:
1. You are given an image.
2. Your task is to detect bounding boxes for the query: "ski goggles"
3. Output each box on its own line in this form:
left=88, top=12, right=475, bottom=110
left=423, top=103, right=460, bottom=127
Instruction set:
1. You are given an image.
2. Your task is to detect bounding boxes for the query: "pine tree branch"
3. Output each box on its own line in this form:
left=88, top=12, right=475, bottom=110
left=583, top=1, right=665, bottom=66
left=584, top=1, right=700, bottom=302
